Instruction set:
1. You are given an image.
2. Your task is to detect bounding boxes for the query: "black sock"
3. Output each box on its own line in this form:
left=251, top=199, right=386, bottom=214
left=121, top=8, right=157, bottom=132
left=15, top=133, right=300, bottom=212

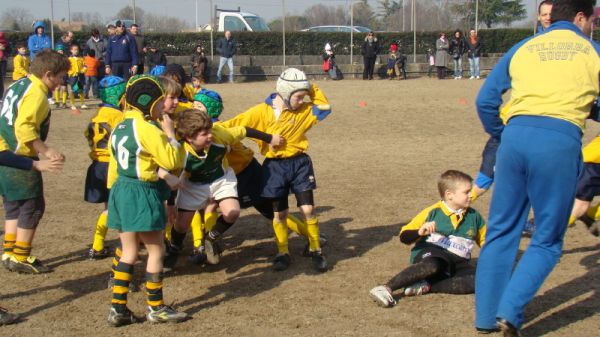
left=208, top=215, right=234, bottom=240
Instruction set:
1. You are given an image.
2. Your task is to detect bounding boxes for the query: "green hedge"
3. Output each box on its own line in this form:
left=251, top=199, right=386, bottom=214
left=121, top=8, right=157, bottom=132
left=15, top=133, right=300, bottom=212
left=3, top=28, right=596, bottom=56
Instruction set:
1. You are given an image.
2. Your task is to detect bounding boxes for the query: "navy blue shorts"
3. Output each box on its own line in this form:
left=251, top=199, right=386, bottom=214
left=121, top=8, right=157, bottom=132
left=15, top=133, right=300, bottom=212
left=84, top=161, right=109, bottom=203
left=237, top=158, right=263, bottom=208
left=475, top=136, right=500, bottom=190
left=575, top=162, right=600, bottom=201
left=261, top=154, right=317, bottom=199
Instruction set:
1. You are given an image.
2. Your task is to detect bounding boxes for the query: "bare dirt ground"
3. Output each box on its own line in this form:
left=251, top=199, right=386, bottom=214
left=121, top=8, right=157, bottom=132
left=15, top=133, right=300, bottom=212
left=1, top=77, right=599, bottom=337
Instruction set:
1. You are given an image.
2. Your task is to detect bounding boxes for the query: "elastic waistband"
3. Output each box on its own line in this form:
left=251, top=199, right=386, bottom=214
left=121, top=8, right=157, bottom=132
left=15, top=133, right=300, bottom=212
left=115, top=175, right=158, bottom=188
left=507, top=115, right=582, bottom=140
left=265, top=153, right=308, bottom=161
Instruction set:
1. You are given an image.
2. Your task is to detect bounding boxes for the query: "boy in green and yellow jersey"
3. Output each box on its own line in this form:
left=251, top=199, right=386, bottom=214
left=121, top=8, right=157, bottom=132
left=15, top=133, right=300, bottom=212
left=369, top=170, right=486, bottom=307
left=84, top=76, right=126, bottom=259
left=224, top=68, right=332, bottom=272
left=0, top=49, right=69, bottom=274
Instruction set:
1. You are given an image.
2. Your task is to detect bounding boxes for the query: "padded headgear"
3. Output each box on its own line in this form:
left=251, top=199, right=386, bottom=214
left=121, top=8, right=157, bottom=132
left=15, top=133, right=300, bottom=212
left=276, top=68, right=310, bottom=104
left=98, top=76, right=126, bottom=107
left=150, top=65, right=166, bottom=76
left=193, top=89, right=223, bottom=119
left=125, top=75, right=164, bottom=115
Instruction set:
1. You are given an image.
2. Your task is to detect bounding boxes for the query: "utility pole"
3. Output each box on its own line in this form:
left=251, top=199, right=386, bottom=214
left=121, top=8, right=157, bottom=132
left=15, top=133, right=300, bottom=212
left=50, top=0, right=55, bottom=48
left=282, top=0, right=286, bottom=66
left=132, top=0, right=137, bottom=24
left=195, top=0, right=198, bottom=31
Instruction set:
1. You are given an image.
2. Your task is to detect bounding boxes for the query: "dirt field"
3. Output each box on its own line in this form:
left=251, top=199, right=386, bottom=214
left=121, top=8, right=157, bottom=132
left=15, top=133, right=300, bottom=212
left=1, top=77, right=599, bottom=337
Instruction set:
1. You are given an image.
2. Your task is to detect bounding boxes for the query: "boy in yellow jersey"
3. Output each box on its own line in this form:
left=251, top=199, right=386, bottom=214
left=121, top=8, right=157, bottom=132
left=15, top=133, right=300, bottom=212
left=182, top=89, right=318, bottom=265
left=106, top=75, right=188, bottom=326
left=163, top=64, right=195, bottom=113
left=84, top=76, right=126, bottom=259
left=67, top=44, right=87, bottom=112
left=0, top=49, right=69, bottom=274
left=53, top=45, right=69, bottom=109
left=161, top=109, right=283, bottom=268
left=370, top=170, right=486, bottom=308
left=12, top=43, right=29, bottom=81
left=223, top=68, right=332, bottom=272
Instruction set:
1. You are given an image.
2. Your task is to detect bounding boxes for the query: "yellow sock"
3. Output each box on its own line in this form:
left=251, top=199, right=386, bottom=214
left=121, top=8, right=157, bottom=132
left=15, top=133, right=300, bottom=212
left=92, top=211, right=108, bottom=251
left=272, top=219, right=289, bottom=254
left=13, top=241, right=32, bottom=262
left=62, top=91, right=67, bottom=104
left=286, top=214, right=308, bottom=237
left=54, top=90, right=60, bottom=102
left=164, top=223, right=173, bottom=241
left=306, top=218, right=320, bottom=251
left=69, top=93, right=75, bottom=106
left=3, top=233, right=16, bottom=257
left=191, top=211, right=204, bottom=249
left=586, top=203, right=600, bottom=220
left=568, top=215, right=577, bottom=227
left=80, top=94, right=85, bottom=105
left=204, top=211, right=218, bottom=232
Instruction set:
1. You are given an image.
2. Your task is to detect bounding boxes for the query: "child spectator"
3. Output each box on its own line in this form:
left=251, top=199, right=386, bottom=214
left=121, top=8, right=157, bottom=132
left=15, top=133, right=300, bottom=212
left=190, top=45, right=208, bottom=84
left=223, top=68, right=332, bottom=272
left=323, top=43, right=339, bottom=80
left=145, top=44, right=167, bottom=75
left=386, top=42, right=407, bottom=80
left=83, top=49, right=100, bottom=99
left=369, top=170, right=486, bottom=307
left=106, top=75, right=187, bottom=326
left=0, top=49, right=69, bottom=274
left=427, top=48, right=435, bottom=78
left=12, top=43, right=29, bottom=81
left=84, top=76, right=126, bottom=260
left=191, top=76, right=202, bottom=94
left=53, top=45, right=69, bottom=108
left=67, top=44, right=87, bottom=111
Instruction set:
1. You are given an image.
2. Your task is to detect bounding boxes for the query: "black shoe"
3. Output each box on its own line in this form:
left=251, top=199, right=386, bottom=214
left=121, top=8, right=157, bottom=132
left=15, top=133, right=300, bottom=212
left=187, top=246, right=207, bottom=265
left=310, top=250, right=328, bottom=272
left=204, top=237, right=222, bottom=265
left=497, top=318, right=521, bottom=337
left=163, top=242, right=182, bottom=272
left=8, top=256, right=51, bottom=274
left=301, top=233, right=329, bottom=257
left=273, top=253, right=291, bottom=271
left=476, top=327, right=500, bottom=334
left=88, top=247, right=110, bottom=260
left=107, top=306, right=139, bottom=327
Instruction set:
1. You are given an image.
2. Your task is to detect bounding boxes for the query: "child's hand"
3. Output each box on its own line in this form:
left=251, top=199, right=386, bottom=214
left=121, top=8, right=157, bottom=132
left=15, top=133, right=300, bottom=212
left=159, top=113, right=176, bottom=138
left=418, top=221, right=436, bottom=236
left=32, top=158, right=64, bottom=172
left=44, top=148, right=65, bottom=162
left=270, top=134, right=285, bottom=149
left=164, top=174, right=181, bottom=190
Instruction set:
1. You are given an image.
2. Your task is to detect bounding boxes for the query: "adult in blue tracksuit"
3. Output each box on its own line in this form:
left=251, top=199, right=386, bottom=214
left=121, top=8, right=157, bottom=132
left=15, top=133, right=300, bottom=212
left=474, top=1, right=600, bottom=335
left=104, top=20, right=138, bottom=81
left=27, top=21, right=51, bottom=60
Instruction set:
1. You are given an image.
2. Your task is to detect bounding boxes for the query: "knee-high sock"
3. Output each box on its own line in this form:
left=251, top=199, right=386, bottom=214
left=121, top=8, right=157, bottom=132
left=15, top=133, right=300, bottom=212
left=111, top=246, right=122, bottom=275
left=61, top=91, right=67, bottom=104
left=190, top=211, right=204, bottom=249
left=204, top=211, right=218, bottom=232
left=13, top=241, right=32, bottom=262
left=111, top=261, right=133, bottom=310
left=586, top=203, right=600, bottom=220
left=272, top=219, right=289, bottom=254
left=3, top=232, right=16, bottom=257
left=145, top=272, right=164, bottom=309
left=92, top=212, right=108, bottom=251
left=286, top=214, right=308, bottom=237
left=164, top=223, right=173, bottom=242
left=306, top=218, right=320, bottom=251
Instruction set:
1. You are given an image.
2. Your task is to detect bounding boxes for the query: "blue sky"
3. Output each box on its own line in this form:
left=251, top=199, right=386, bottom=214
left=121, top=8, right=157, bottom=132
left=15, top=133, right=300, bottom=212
left=3, top=0, right=539, bottom=28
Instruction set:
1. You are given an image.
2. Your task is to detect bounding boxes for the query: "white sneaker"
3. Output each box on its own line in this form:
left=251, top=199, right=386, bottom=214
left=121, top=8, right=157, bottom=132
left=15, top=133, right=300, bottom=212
left=369, top=285, right=396, bottom=307
left=476, top=76, right=481, bottom=79
left=81, top=104, right=88, bottom=109
left=404, top=280, right=431, bottom=296
left=458, top=76, right=462, bottom=79
left=48, top=98, right=56, bottom=105
left=470, top=76, right=475, bottom=80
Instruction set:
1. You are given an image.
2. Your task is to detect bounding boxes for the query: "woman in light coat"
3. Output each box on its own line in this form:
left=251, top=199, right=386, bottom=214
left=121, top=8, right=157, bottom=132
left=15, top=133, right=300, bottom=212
left=435, top=32, right=449, bottom=80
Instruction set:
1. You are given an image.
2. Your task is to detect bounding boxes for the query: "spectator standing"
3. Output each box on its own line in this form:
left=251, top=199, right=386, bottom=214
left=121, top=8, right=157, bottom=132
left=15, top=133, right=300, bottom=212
left=12, top=43, right=29, bottom=81
left=190, top=45, right=208, bottom=83
left=0, top=32, right=9, bottom=101
left=427, top=48, right=435, bottom=78
left=435, top=32, right=450, bottom=80
left=466, top=30, right=482, bottom=79
left=449, top=30, right=466, bottom=79
left=27, top=21, right=51, bottom=61
left=105, top=20, right=139, bottom=81
left=84, top=49, right=100, bottom=99
left=361, top=32, right=379, bottom=80
left=145, top=44, right=167, bottom=75
left=216, top=31, right=237, bottom=83
left=129, top=24, right=147, bottom=75
left=86, top=28, right=107, bottom=80
left=323, top=42, right=339, bottom=80
left=56, top=31, right=74, bottom=52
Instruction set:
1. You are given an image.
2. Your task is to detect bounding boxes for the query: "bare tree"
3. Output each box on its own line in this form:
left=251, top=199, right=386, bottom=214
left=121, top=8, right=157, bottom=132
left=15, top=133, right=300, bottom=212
left=72, top=12, right=104, bottom=28
left=303, top=4, right=347, bottom=26
left=268, top=16, right=310, bottom=32
left=0, top=7, right=34, bottom=31
left=114, top=5, right=146, bottom=25
left=143, top=13, right=188, bottom=32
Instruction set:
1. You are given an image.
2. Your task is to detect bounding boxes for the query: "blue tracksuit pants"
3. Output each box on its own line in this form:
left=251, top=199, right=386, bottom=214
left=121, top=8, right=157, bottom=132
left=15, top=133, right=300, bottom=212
left=475, top=115, right=582, bottom=329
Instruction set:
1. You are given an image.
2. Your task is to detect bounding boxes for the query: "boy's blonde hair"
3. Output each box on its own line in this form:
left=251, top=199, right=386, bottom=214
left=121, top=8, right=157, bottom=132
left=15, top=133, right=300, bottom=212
left=158, top=76, right=182, bottom=97
left=29, top=49, right=70, bottom=78
left=176, top=109, right=213, bottom=139
left=437, top=170, right=473, bottom=198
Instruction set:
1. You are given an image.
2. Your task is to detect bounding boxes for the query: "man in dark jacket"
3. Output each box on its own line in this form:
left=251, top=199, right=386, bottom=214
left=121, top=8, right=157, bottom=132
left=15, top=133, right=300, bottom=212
left=130, top=24, right=147, bottom=75
left=145, top=44, right=167, bottom=74
left=105, top=20, right=139, bottom=81
left=361, top=32, right=379, bottom=80
left=216, top=31, right=237, bottom=83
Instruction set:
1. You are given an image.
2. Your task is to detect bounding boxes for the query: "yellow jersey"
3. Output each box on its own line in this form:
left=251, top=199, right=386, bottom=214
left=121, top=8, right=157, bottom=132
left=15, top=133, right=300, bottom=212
left=12, top=54, right=29, bottom=81
left=85, top=105, right=124, bottom=162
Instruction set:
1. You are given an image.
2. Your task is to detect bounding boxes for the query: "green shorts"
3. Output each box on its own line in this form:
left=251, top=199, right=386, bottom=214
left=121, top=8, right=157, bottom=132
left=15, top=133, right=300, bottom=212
left=0, top=165, right=43, bottom=201
left=107, top=176, right=166, bottom=232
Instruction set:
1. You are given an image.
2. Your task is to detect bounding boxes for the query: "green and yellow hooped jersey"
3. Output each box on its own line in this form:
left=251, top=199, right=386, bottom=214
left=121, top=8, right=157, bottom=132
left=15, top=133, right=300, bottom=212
left=107, top=109, right=184, bottom=187
left=0, top=76, right=50, bottom=157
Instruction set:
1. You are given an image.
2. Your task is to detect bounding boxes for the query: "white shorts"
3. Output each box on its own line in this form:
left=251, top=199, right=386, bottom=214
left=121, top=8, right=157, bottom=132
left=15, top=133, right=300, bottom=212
left=175, top=167, right=238, bottom=211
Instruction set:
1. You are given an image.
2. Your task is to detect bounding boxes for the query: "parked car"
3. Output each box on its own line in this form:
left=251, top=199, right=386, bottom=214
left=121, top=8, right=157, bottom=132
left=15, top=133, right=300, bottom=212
left=301, top=25, right=371, bottom=33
